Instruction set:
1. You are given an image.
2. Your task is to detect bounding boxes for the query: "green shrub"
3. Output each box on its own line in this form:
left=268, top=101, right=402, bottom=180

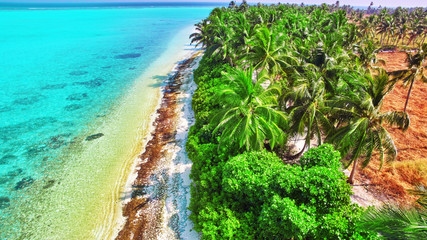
left=221, top=150, right=284, bottom=206
left=299, top=166, right=352, bottom=212
left=219, top=146, right=376, bottom=239
left=259, top=195, right=316, bottom=239
left=300, top=143, right=342, bottom=170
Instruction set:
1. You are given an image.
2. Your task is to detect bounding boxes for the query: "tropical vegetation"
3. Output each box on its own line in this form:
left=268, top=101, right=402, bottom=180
left=187, top=1, right=426, bottom=239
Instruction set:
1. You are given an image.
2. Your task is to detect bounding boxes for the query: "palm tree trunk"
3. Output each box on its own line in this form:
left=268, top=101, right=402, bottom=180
left=395, top=36, right=400, bottom=47
left=401, top=35, right=406, bottom=45
left=348, top=158, right=358, bottom=184
left=285, top=140, right=307, bottom=160
left=379, top=33, right=384, bottom=46
left=404, top=79, right=415, bottom=112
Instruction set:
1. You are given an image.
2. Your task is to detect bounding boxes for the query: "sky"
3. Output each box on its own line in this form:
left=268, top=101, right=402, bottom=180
left=2, top=0, right=426, bottom=8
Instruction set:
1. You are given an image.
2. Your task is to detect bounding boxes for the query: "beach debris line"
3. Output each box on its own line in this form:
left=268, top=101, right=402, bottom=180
left=117, top=52, right=201, bottom=240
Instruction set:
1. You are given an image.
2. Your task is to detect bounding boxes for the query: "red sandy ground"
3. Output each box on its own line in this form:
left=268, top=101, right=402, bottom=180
left=355, top=51, right=427, bottom=204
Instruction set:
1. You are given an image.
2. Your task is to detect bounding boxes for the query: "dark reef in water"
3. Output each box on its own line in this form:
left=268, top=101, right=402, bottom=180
left=25, top=145, right=47, bottom=158
left=114, top=53, right=141, bottom=59
left=64, top=104, right=82, bottom=111
left=47, top=134, right=72, bottom=149
left=66, top=93, right=88, bottom=101
left=0, top=196, right=10, bottom=209
left=15, top=176, right=34, bottom=190
left=69, top=70, right=88, bottom=76
left=43, top=180, right=55, bottom=189
left=7, top=169, right=23, bottom=178
left=0, top=154, right=17, bottom=165
left=41, top=83, right=67, bottom=90
left=73, top=78, right=105, bottom=88
left=13, top=95, right=44, bottom=105
left=0, top=168, right=24, bottom=186
left=0, top=106, right=12, bottom=113
left=85, top=133, right=104, bottom=141
left=0, top=117, right=57, bottom=142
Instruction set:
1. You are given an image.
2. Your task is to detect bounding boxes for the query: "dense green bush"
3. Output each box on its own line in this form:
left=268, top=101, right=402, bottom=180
left=259, top=195, right=316, bottom=239
left=300, top=143, right=342, bottom=170
left=189, top=146, right=377, bottom=239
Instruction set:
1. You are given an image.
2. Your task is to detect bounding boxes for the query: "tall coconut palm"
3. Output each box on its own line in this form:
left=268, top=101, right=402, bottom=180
left=230, top=13, right=257, bottom=56
left=211, top=68, right=287, bottom=151
left=240, top=26, right=291, bottom=77
left=389, top=43, right=427, bottom=112
left=189, top=19, right=211, bottom=48
left=352, top=39, right=384, bottom=69
left=281, top=67, right=332, bottom=158
left=328, top=70, right=410, bottom=184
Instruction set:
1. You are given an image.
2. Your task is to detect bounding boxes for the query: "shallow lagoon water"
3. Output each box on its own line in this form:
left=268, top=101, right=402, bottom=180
left=0, top=6, right=212, bottom=239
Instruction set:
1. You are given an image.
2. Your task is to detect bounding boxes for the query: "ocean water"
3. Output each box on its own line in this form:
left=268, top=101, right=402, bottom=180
left=0, top=5, right=212, bottom=239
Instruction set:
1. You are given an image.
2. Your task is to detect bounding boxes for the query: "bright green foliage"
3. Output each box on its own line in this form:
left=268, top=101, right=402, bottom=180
left=359, top=186, right=427, bottom=239
left=218, top=147, right=374, bottom=239
left=241, top=26, right=290, bottom=75
left=221, top=150, right=288, bottom=205
left=300, top=143, right=342, bottom=170
left=282, top=67, right=332, bottom=150
left=360, top=204, right=427, bottom=239
left=192, top=57, right=232, bottom=124
left=211, top=67, right=287, bottom=151
left=196, top=206, right=241, bottom=240
left=186, top=2, right=418, bottom=239
left=258, top=195, right=316, bottom=239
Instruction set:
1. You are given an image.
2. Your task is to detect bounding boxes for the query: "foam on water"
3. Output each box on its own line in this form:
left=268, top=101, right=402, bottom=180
left=0, top=6, right=212, bottom=239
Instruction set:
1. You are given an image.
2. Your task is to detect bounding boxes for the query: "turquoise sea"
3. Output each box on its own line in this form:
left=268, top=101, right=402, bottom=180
left=0, top=4, right=213, bottom=239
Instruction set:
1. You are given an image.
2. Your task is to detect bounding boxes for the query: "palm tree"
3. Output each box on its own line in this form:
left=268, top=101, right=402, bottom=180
left=328, top=70, right=410, bottom=184
left=230, top=13, right=257, bottom=56
left=389, top=43, right=427, bottom=112
left=189, top=19, right=211, bottom=48
left=204, top=10, right=239, bottom=66
left=240, top=26, right=291, bottom=77
left=352, top=39, right=384, bottom=69
left=360, top=204, right=427, bottom=239
left=360, top=185, right=427, bottom=239
left=280, top=66, right=331, bottom=158
left=409, top=185, right=427, bottom=208
left=211, top=68, right=287, bottom=151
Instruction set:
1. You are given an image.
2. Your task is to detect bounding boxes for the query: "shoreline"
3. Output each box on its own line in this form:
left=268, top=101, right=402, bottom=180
left=117, top=50, right=202, bottom=239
